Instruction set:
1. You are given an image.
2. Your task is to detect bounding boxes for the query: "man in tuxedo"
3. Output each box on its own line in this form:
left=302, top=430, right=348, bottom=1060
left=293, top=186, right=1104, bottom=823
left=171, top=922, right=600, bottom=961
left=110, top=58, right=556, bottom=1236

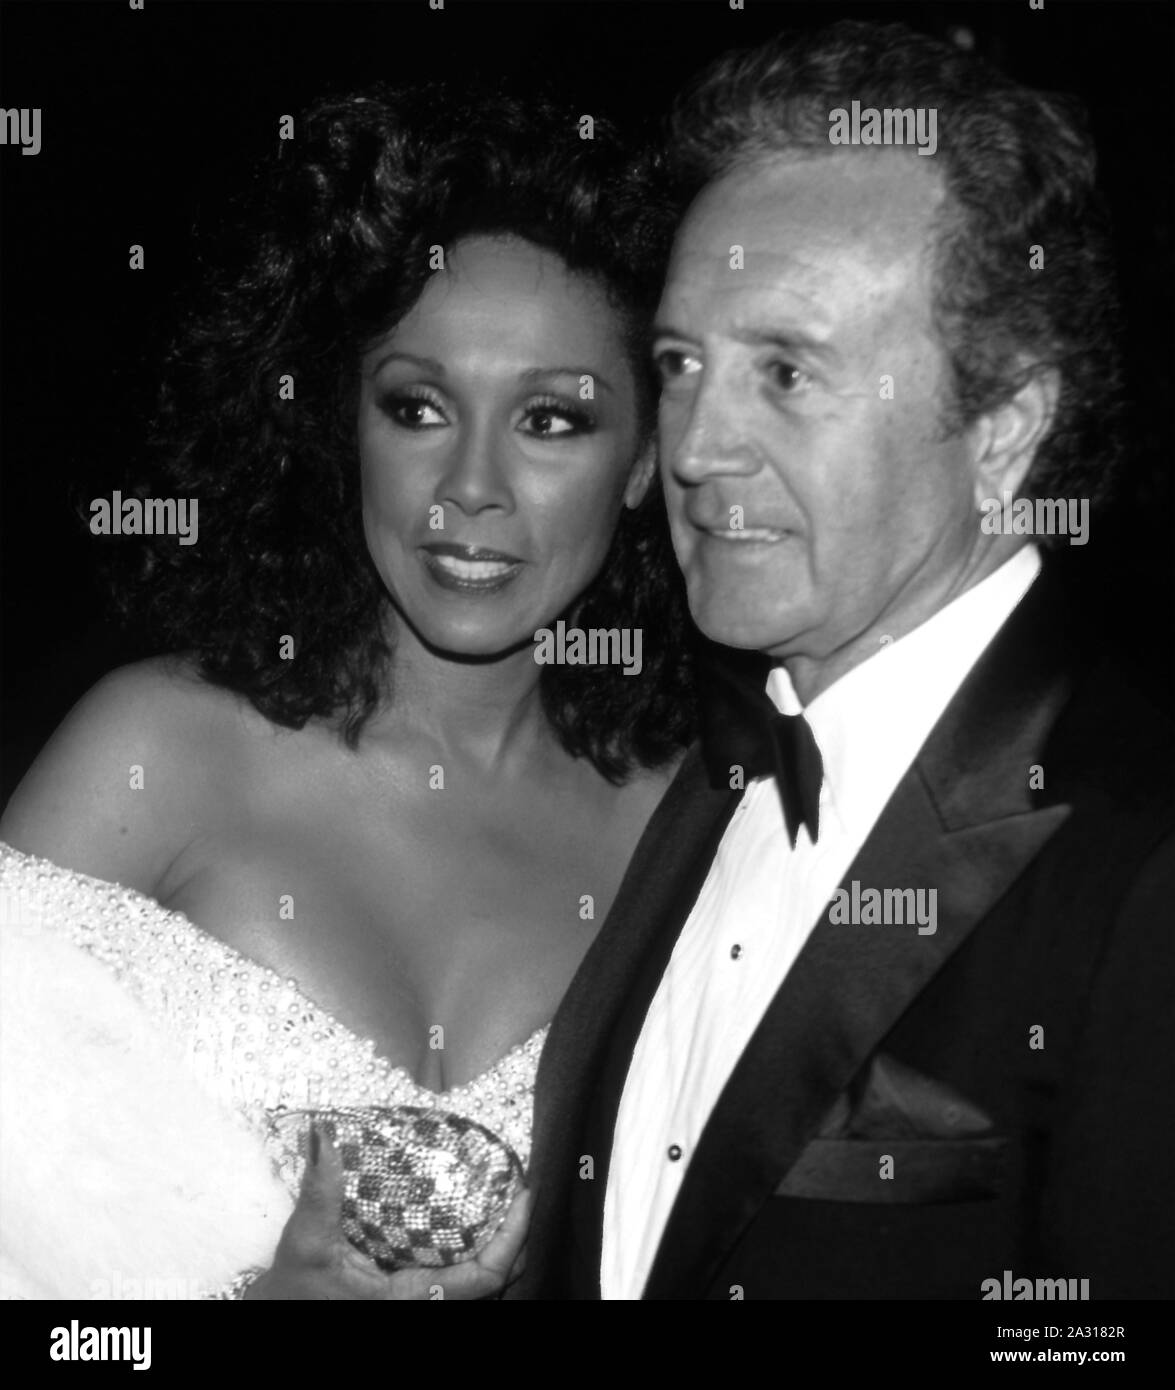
left=517, top=21, right=1174, bottom=1299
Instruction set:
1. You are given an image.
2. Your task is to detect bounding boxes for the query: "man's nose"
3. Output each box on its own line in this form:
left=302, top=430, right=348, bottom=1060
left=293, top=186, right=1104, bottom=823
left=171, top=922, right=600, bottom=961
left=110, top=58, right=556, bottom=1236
left=436, top=425, right=513, bottom=516
left=664, top=375, right=759, bottom=487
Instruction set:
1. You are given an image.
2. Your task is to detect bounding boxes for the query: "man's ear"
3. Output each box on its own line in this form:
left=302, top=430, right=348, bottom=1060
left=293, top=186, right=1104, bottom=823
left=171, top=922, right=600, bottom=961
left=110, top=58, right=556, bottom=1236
left=623, top=440, right=657, bottom=510
left=968, top=362, right=1061, bottom=509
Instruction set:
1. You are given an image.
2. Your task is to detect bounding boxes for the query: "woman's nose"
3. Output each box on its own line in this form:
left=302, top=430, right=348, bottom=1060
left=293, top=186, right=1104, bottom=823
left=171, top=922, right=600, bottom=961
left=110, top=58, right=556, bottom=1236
left=436, top=428, right=514, bottom=516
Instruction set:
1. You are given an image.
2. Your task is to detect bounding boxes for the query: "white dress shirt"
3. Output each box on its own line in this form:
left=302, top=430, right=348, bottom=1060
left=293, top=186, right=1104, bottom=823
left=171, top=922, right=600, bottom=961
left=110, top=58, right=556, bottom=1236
left=601, top=545, right=1043, bottom=1299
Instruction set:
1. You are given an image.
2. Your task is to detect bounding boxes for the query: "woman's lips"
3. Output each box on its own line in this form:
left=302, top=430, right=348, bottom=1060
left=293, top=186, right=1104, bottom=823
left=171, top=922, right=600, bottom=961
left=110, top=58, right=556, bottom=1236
left=419, top=542, right=525, bottom=592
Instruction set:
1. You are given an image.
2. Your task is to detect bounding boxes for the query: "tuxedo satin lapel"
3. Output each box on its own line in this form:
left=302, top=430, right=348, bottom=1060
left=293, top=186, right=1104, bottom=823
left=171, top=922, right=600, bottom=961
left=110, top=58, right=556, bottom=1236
left=522, top=744, right=741, bottom=1293
left=643, top=565, right=1077, bottom=1299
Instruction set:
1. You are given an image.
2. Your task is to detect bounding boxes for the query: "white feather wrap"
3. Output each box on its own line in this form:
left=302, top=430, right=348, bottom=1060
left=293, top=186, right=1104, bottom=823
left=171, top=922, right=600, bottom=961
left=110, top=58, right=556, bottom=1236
left=0, top=870, right=292, bottom=1300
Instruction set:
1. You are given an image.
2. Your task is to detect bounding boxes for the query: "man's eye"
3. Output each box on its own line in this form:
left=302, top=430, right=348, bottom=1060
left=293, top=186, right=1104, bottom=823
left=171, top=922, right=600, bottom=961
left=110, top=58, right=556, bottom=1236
left=654, top=348, right=702, bottom=383
left=381, top=394, right=446, bottom=429
left=768, top=361, right=809, bottom=393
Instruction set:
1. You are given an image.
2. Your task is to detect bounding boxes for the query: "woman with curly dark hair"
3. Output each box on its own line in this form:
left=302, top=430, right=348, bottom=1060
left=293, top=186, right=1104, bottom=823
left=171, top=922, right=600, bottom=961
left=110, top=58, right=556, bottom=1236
left=0, top=82, right=695, bottom=1300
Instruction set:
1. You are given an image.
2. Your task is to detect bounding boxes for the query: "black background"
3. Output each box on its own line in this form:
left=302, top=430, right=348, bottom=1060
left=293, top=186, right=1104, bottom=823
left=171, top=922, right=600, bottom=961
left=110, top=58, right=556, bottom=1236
left=2, top=0, right=1172, bottom=803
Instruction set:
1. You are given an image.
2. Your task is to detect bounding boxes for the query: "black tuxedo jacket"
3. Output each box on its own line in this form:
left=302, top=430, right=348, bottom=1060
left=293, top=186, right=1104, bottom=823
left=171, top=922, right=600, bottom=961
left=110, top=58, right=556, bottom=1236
left=515, top=566, right=1174, bottom=1300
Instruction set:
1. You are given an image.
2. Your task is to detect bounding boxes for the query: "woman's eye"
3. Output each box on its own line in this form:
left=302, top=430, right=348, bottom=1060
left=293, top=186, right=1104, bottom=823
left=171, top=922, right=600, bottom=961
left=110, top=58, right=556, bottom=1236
left=521, top=404, right=592, bottom=438
left=654, top=348, right=701, bottom=383
left=382, top=395, right=446, bottom=429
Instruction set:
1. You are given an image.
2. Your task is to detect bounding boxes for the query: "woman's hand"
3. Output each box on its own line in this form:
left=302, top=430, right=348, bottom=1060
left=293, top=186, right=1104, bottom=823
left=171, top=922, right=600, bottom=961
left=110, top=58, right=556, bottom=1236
left=246, top=1125, right=530, bottom=1300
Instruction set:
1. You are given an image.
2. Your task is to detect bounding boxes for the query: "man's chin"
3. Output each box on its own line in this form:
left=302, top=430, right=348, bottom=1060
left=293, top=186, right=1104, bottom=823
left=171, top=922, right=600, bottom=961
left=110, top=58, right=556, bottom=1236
left=691, top=600, right=803, bottom=654
left=681, top=549, right=812, bottom=649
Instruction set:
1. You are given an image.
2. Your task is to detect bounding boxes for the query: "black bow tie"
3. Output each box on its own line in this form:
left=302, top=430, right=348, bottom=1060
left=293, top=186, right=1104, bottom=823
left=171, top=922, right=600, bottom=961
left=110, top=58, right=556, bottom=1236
left=696, top=643, right=824, bottom=848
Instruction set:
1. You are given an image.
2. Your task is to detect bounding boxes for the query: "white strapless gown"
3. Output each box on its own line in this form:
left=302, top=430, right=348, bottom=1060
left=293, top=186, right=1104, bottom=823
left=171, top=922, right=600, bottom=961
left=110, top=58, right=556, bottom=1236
left=0, top=842, right=547, bottom=1299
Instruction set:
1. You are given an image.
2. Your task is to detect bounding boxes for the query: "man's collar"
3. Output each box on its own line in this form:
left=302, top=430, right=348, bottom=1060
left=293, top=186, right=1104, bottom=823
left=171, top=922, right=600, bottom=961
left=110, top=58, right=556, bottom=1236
left=763, top=545, right=1044, bottom=840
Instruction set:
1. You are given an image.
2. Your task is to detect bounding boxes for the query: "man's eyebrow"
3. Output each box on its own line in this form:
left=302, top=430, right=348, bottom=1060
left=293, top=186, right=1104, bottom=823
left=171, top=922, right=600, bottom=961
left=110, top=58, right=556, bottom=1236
left=733, top=326, right=839, bottom=362
left=651, top=323, right=695, bottom=344
left=651, top=323, right=840, bottom=366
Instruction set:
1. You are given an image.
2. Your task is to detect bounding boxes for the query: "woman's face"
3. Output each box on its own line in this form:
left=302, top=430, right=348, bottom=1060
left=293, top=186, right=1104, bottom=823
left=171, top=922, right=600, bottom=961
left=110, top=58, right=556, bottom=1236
left=357, top=234, right=651, bottom=659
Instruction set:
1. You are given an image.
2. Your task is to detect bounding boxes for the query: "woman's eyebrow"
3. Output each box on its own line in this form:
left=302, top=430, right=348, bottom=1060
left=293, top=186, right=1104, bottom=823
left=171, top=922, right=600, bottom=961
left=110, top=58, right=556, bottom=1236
left=518, top=365, right=615, bottom=395
left=369, top=350, right=446, bottom=376
left=368, top=354, right=614, bottom=395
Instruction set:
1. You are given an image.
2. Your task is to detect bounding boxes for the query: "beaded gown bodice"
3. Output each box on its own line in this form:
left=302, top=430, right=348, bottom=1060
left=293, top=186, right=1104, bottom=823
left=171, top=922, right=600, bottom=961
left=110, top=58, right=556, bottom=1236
left=0, top=844, right=547, bottom=1171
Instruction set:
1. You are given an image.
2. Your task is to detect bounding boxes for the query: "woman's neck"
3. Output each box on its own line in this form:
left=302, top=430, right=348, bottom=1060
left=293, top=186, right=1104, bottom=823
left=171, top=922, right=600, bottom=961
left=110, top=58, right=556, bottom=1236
left=363, top=617, right=553, bottom=775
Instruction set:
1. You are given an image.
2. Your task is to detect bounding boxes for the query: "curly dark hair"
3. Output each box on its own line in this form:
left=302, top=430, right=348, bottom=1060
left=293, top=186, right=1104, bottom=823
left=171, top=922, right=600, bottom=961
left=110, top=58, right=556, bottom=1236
left=665, top=19, right=1125, bottom=538
left=111, top=81, right=698, bottom=780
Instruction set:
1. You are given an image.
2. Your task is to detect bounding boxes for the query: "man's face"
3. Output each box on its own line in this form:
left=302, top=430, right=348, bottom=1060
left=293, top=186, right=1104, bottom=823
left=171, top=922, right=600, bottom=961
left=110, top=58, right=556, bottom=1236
left=655, top=150, right=983, bottom=686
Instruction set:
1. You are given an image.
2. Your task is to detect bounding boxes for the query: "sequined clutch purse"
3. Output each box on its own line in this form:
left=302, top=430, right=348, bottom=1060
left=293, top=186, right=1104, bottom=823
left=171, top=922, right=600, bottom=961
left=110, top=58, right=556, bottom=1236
left=268, top=1105, right=524, bottom=1270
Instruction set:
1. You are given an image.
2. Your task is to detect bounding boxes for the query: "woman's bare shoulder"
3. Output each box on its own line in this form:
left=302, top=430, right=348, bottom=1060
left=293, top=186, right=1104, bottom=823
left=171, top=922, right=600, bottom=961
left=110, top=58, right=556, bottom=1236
left=0, top=655, right=255, bottom=896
